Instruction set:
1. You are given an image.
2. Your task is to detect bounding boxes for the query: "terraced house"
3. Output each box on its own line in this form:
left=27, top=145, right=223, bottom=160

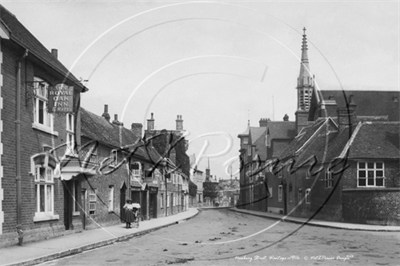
left=79, top=106, right=165, bottom=228
left=144, top=113, right=190, bottom=216
left=0, top=5, right=88, bottom=247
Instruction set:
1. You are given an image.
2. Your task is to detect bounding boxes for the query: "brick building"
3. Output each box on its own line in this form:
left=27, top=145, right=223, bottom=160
left=273, top=29, right=400, bottom=225
left=79, top=106, right=164, bottom=229
left=144, top=114, right=190, bottom=216
left=237, top=121, right=268, bottom=211
left=0, top=5, right=88, bottom=247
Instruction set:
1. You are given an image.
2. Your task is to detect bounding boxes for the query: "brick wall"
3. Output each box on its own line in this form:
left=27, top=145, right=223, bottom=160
left=0, top=40, right=83, bottom=246
left=80, top=138, right=128, bottom=229
left=342, top=189, right=400, bottom=225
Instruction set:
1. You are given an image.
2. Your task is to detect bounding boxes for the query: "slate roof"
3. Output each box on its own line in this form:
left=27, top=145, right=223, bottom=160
left=0, top=5, right=85, bottom=90
left=250, top=127, right=267, bottom=161
left=250, top=127, right=266, bottom=145
left=346, top=122, right=400, bottom=159
left=80, top=108, right=161, bottom=163
left=279, top=119, right=400, bottom=169
left=267, top=121, right=296, bottom=140
left=279, top=118, right=328, bottom=160
left=315, top=90, right=400, bottom=121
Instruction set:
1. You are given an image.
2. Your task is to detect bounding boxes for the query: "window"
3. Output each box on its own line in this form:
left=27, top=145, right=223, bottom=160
left=89, top=189, right=97, bottom=214
left=110, top=150, right=117, bottom=167
left=131, top=162, right=141, bottom=180
left=298, top=188, right=303, bottom=203
left=358, top=162, right=385, bottom=187
left=268, top=187, right=273, bottom=198
left=33, top=77, right=53, bottom=129
left=325, top=169, right=333, bottom=188
left=34, top=166, right=54, bottom=215
left=305, top=188, right=311, bottom=204
left=66, top=114, right=75, bottom=155
left=108, top=186, right=114, bottom=212
left=160, top=193, right=163, bottom=208
left=173, top=193, right=175, bottom=206
left=72, top=180, right=79, bottom=214
left=278, top=185, right=283, bottom=202
left=167, top=194, right=170, bottom=207
left=247, top=146, right=251, bottom=156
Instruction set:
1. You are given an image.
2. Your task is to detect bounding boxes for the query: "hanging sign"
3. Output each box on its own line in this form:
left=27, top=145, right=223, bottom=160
left=48, top=84, right=74, bottom=113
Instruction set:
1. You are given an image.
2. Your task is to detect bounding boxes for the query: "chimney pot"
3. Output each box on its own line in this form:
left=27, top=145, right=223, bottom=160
left=102, top=104, right=110, bottom=121
left=51, top=49, right=58, bottom=59
left=147, top=113, right=155, bottom=130
left=112, top=114, right=121, bottom=125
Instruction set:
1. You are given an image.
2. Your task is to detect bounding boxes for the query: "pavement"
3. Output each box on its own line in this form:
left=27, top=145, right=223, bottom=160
left=0, top=208, right=199, bottom=266
left=1, top=207, right=399, bottom=266
left=228, top=207, right=400, bottom=232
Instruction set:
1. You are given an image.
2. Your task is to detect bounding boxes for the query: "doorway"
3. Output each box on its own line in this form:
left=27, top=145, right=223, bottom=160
left=120, top=184, right=126, bottom=222
left=81, top=189, right=87, bottom=230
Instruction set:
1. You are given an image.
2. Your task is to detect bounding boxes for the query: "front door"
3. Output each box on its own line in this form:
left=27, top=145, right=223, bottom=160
left=149, top=193, right=157, bottom=219
left=120, top=186, right=126, bottom=222
left=81, top=189, right=87, bottom=230
left=63, top=181, right=72, bottom=230
left=141, top=191, right=147, bottom=220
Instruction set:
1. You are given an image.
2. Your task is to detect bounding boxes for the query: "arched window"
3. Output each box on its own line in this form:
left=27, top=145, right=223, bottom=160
left=31, top=153, right=59, bottom=221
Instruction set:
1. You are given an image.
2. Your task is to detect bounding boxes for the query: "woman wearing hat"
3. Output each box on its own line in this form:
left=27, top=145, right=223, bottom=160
left=123, top=199, right=135, bottom=228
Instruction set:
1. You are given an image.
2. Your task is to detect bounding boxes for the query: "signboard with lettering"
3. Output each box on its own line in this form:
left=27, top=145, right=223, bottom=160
left=48, top=84, right=74, bottom=113
left=149, top=187, right=158, bottom=194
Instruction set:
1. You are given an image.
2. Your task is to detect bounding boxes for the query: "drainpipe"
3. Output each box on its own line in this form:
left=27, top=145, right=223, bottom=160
left=16, top=49, right=28, bottom=246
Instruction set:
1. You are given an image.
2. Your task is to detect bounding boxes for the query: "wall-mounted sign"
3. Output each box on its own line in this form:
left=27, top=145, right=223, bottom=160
left=149, top=187, right=158, bottom=193
left=48, top=84, right=74, bottom=113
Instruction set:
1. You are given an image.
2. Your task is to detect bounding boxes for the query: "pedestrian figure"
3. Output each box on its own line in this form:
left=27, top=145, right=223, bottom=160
left=131, top=202, right=141, bottom=228
left=123, top=199, right=135, bottom=228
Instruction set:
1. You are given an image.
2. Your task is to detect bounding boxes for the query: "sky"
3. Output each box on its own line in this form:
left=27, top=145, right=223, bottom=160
left=2, top=0, right=398, bottom=180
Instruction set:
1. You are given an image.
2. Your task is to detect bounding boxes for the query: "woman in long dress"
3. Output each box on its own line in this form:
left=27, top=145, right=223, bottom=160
left=123, top=199, right=135, bottom=228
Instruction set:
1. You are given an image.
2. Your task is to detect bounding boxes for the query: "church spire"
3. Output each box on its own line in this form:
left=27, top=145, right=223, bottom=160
left=296, top=27, right=314, bottom=111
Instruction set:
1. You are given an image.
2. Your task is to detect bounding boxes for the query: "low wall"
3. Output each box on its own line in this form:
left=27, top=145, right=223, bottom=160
left=342, top=188, right=400, bottom=226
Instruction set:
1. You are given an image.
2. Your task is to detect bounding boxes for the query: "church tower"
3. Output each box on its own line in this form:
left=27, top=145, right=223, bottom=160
left=295, top=28, right=315, bottom=133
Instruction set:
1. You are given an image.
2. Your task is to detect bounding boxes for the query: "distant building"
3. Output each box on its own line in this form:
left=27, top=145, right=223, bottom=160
left=144, top=113, right=190, bottom=215
left=189, top=156, right=205, bottom=207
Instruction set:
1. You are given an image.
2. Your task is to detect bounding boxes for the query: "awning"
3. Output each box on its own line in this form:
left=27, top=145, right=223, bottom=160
left=59, top=155, right=98, bottom=181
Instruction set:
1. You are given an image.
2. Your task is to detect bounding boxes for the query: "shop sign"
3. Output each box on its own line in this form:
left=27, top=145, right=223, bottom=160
left=48, top=84, right=74, bottom=113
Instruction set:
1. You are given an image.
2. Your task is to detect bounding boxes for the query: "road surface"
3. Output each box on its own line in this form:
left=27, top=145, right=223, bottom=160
left=40, top=209, right=400, bottom=265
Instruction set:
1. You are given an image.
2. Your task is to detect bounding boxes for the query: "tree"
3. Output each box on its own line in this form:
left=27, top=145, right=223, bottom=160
left=203, top=182, right=219, bottom=199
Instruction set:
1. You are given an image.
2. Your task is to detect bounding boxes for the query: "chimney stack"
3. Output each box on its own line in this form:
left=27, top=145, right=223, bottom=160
left=131, top=123, right=143, bottom=138
left=295, top=109, right=309, bottom=134
left=51, top=49, right=58, bottom=59
left=112, top=114, right=122, bottom=126
left=147, top=113, right=155, bottom=130
left=259, top=118, right=270, bottom=127
left=337, top=95, right=357, bottom=129
left=102, top=104, right=110, bottom=122
left=176, top=115, right=183, bottom=131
